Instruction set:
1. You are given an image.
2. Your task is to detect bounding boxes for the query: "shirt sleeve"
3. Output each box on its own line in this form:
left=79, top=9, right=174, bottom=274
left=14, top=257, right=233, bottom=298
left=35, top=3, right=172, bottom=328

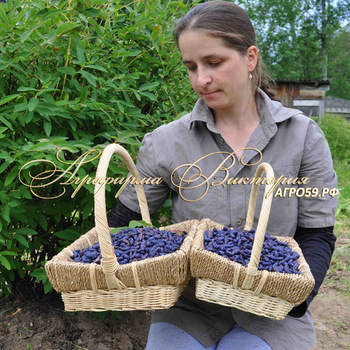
left=297, top=120, right=337, bottom=228
left=107, top=200, right=142, bottom=228
left=118, top=131, right=171, bottom=215
left=287, top=226, right=336, bottom=317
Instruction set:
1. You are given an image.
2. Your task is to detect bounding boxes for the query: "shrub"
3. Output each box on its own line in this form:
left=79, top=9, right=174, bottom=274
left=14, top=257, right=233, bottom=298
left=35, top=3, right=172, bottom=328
left=320, top=114, right=350, bottom=162
left=0, top=0, right=198, bottom=298
left=320, top=114, right=350, bottom=217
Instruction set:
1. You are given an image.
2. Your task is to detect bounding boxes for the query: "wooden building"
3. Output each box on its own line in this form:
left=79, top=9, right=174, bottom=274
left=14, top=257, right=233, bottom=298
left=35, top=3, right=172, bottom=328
left=274, top=80, right=330, bottom=118
left=325, top=97, right=350, bottom=119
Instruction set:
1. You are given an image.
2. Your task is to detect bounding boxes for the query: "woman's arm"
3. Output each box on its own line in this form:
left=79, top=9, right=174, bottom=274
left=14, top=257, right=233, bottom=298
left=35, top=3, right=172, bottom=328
left=107, top=200, right=142, bottom=228
left=287, top=225, right=336, bottom=317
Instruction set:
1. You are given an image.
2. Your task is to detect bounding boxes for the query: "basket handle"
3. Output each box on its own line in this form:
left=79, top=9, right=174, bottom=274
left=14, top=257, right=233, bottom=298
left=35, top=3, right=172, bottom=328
left=241, top=162, right=274, bottom=290
left=94, top=143, right=152, bottom=289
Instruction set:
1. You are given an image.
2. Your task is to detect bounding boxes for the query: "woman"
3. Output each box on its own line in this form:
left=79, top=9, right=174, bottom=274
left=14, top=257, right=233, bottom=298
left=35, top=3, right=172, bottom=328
left=108, top=1, right=337, bottom=349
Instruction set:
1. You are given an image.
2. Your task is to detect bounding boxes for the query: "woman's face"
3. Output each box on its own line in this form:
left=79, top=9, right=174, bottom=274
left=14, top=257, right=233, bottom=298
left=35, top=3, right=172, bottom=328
left=178, top=30, right=257, bottom=113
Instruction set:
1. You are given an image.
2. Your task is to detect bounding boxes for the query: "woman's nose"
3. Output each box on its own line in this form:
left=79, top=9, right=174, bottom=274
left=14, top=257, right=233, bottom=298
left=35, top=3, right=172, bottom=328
left=197, top=67, right=212, bottom=87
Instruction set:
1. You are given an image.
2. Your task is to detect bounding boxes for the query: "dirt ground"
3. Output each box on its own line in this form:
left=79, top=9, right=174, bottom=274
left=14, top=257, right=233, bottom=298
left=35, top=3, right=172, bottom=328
left=1, top=231, right=350, bottom=350
left=0, top=293, right=151, bottom=350
left=0, top=279, right=349, bottom=350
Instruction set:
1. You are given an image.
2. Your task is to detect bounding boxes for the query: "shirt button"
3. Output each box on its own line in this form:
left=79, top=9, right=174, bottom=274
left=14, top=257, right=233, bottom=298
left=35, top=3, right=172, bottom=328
left=214, top=329, right=221, bottom=336
left=236, top=219, right=242, bottom=226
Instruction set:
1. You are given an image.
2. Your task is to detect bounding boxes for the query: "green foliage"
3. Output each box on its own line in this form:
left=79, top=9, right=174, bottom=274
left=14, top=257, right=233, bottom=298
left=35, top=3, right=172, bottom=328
left=238, top=0, right=350, bottom=86
left=320, top=114, right=350, bottom=217
left=328, top=25, right=350, bottom=99
left=320, top=114, right=350, bottom=162
left=0, top=0, right=197, bottom=298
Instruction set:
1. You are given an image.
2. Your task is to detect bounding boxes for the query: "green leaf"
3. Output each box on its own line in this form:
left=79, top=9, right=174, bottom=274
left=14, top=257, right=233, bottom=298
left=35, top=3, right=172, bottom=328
left=54, top=229, right=80, bottom=241
left=44, top=281, right=53, bottom=294
left=2, top=206, right=10, bottom=223
left=0, top=126, right=7, bottom=134
left=68, top=118, right=76, bottom=131
left=0, top=6, right=8, bottom=25
left=57, top=66, right=76, bottom=76
left=17, top=87, right=37, bottom=92
left=117, top=131, right=139, bottom=141
left=17, top=228, right=38, bottom=236
left=0, top=162, right=9, bottom=174
left=20, top=186, right=32, bottom=199
left=139, top=82, right=160, bottom=91
left=109, top=226, right=127, bottom=234
left=4, top=166, right=18, bottom=187
left=20, top=31, right=31, bottom=42
left=116, top=102, right=124, bottom=113
left=139, top=91, right=157, bottom=101
left=28, top=97, right=39, bottom=112
left=129, top=220, right=152, bottom=228
left=14, top=103, right=28, bottom=112
left=0, top=256, right=11, bottom=271
left=0, top=251, right=17, bottom=256
left=30, top=268, right=47, bottom=280
left=44, top=120, right=51, bottom=136
left=134, top=91, right=141, bottom=101
left=76, top=44, right=86, bottom=66
left=86, top=64, right=107, bottom=72
left=0, top=116, right=13, bottom=130
left=14, top=234, right=29, bottom=248
left=80, top=86, right=88, bottom=102
left=25, top=111, right=34, bottom=123
left=80, top=70, right=97, bottom=87
left=56, top=23, right=81, bottom=36
left=0, top=94, right=19, bottom=106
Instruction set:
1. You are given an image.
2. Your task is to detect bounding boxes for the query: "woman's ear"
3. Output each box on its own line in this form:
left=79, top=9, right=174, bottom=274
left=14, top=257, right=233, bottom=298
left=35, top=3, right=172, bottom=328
left=247, top=45, right=258, bottom=71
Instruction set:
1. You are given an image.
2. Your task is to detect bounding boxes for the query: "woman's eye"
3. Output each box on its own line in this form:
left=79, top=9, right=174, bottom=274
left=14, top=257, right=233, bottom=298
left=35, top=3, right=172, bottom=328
left=209, top=62, right=221, bottom=67
left=187, top=66, right=197, bottom=72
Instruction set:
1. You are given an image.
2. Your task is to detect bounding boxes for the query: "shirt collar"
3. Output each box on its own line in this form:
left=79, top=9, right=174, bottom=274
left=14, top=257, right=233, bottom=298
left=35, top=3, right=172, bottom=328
left=188, top=88, right=302, bottom=132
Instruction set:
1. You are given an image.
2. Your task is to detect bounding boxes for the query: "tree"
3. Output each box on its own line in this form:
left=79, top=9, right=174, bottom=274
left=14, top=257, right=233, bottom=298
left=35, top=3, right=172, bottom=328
left=237, top=0, right=350, bottom=84
left=327, top=25, right=350, bottom=99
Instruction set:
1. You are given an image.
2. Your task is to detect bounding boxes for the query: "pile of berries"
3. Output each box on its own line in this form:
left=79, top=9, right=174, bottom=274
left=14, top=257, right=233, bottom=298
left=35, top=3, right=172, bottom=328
left=204, top=227, right=301, bottom=274
left=71, top=226, right=187, bottom=265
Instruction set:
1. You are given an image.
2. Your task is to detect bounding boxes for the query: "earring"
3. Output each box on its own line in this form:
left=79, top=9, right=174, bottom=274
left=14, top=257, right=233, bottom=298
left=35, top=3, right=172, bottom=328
left=249, top=73, right=253, bottom=80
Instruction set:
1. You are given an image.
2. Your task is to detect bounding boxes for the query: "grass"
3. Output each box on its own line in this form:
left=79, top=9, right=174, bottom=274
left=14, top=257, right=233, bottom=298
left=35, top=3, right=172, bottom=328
left=325, top=172, right=350, bottom=295
left=318, top=115, right=350, bottom=297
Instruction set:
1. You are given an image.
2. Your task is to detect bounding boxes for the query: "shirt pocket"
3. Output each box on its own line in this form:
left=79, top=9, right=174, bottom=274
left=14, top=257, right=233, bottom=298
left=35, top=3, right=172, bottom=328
left=171, top=167, right=220, bottom=223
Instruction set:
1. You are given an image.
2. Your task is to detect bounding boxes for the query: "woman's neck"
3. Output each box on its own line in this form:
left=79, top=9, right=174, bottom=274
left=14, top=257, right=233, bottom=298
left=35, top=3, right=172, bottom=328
left=213, top=95, right=259, bottom=129
left=213, top=95, right=260, bottom=159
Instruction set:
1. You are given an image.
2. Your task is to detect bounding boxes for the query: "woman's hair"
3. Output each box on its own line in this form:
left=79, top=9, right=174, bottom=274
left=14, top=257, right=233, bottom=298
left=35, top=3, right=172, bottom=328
left=173, top=0, right=275, bottom=97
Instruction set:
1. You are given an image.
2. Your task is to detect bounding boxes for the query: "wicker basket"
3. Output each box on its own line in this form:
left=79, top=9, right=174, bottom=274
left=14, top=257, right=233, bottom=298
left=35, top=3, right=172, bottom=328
left=190, top=162, right=315, bottom=320
left=45, top=144, right=198, bottom=311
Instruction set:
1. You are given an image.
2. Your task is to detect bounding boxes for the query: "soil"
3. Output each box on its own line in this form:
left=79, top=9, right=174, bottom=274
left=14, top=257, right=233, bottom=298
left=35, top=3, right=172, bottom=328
left=1, top=281, right=349, bottom=350
left=0, top=292, right=151, bottom=350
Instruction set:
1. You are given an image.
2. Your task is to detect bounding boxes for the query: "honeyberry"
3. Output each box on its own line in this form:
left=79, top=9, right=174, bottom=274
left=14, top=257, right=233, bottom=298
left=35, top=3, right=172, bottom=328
left=204, top=227, right=301, bottom=274
left=71, top=226, right=187, bottom=265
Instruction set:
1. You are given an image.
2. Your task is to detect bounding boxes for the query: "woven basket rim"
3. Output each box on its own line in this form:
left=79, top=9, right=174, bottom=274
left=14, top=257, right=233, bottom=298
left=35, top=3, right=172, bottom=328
left=192, top=232, right=314, bottom=283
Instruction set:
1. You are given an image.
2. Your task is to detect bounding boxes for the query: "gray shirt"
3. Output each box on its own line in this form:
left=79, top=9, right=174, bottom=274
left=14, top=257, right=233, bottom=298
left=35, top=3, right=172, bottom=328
left=119, top=89, right=337, bottom=349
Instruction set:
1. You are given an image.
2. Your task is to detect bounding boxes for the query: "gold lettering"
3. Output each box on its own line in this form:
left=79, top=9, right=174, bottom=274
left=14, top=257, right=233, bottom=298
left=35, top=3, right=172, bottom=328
left=71, top=174, right=90, bottom=198
left=286, top=177, right=295, bottom=185
left=281, top=177, right=288, bottom=185
left=242, top=177, right=251, bottom=185
left=301, top=177, right=310, bottom=185
left=140, top=177, right=151, bottom=185
left=114, top=175, right=133, bottom=198
left=227, top=177, right=234, bottom=185
left=274, top=188, right=283, bottom=197
left=291, top=178, right=300, bottom=185
left=265, top=175, right=284, bottom=198
left=151, top=177, right=163, bottom=185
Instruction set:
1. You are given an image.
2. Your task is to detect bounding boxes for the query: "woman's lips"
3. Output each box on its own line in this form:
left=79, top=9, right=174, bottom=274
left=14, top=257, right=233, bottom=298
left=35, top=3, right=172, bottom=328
left=203, top=91, right=219, bottom=97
